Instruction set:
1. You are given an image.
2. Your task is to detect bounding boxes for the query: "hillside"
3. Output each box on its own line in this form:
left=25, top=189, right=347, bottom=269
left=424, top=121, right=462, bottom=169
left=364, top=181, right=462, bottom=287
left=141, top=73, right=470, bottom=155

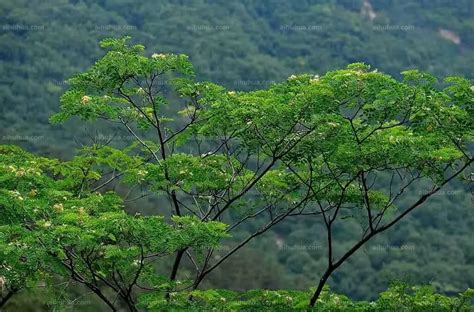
left=0, top=0, right=473, bottom=303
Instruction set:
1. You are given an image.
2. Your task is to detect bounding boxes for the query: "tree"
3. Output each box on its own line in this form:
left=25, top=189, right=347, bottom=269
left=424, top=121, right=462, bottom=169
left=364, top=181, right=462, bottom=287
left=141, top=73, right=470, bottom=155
left=138, top=283, right=474, bottom=311
left=50, top=36, right=321, bottom=294
left=0, top=145, right=227, bottom=310
left=1, top=37, right=472, bottom=310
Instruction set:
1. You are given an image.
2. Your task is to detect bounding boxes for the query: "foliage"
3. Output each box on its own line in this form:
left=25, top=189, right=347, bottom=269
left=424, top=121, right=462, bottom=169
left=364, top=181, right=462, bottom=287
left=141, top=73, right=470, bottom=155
left=0, top=35, right=472, bottom=310
left=0, top=145, right=228, bottom=310
left=1, top=0, right=473, bottom=155
left=137, top=283, right=474, bottom=311
left=2, top=37, right=474, bottom=311
left=1, top=0, right=474, bottom=303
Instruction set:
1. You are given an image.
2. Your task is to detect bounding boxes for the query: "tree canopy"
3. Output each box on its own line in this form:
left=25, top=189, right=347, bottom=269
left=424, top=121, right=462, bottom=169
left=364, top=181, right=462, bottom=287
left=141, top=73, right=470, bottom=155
left=1, top=37, right=472, bottom=310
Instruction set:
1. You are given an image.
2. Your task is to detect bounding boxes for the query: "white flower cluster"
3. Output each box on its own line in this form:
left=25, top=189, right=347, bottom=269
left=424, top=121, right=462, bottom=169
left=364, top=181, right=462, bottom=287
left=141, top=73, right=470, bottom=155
left=8, top=190, right=24, bottom=201
left=310, top=75, right=320, bottom=84
left=151, top=53, right=167, bottom=59
left=53, top=203, right=64, bottom=213
left=81, top=95, right=91, bottom=105
left=5, top=164, right=42, bottom=177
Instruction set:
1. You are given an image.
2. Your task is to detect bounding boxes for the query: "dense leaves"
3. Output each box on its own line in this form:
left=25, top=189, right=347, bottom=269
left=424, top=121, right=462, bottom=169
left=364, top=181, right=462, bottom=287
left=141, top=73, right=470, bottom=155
left=1, top=1, right=474, bottom=304
left=0, top=145, right=227, bottom=310
left=138, top=283, right=474, bottom=311
left=1, top=36, right=472, bottom=310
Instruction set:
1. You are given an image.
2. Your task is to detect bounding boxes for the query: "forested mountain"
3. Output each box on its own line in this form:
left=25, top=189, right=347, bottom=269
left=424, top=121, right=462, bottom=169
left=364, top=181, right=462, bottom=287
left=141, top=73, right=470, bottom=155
left=1, top=0, right=473, bottom=155
left=0, top=0, right=473, bottom=307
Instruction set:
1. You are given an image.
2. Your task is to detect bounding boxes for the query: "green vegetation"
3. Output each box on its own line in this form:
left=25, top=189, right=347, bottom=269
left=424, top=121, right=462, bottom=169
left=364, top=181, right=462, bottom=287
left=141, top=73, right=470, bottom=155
left=140, top=283, right=474, bottom=311
left=1, top=37, right=472, bottom=310
left=1, top=1, right=473, bottom=310
left=0, top=145, right=227, bottom=311
left=1, top=0, right=473, bottom=156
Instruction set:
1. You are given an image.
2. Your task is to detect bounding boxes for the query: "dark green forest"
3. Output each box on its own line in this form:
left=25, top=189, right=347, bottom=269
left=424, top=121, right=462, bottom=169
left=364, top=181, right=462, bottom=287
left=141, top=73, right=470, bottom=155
left=0, top=0, right=473, bottom=311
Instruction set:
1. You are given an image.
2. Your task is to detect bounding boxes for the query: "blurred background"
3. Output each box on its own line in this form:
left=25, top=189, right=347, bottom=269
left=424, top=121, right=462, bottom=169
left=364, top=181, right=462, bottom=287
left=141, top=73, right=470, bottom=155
left=1, top=0, right=473, bottom=310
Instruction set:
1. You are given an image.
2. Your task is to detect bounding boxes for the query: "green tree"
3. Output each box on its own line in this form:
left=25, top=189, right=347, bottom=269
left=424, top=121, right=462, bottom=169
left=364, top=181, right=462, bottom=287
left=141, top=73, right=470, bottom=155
left=0, top=145, right=227, bottom=310
left=49, top=36, right=322, bottom=295
left=1, top=37, right=472, bottom=310
left=57, top=38, right=473, bottom=308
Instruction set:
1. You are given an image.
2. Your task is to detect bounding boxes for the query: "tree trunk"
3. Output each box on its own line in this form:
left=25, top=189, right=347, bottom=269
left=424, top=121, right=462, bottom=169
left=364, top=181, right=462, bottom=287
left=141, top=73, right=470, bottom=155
left=166, top=249, right=186, bottom=300
left=169, top=249, right=185, bottom=281
left=308, top=268, right=332, bottom=309
left=0, top=289, right=17, bottom=308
